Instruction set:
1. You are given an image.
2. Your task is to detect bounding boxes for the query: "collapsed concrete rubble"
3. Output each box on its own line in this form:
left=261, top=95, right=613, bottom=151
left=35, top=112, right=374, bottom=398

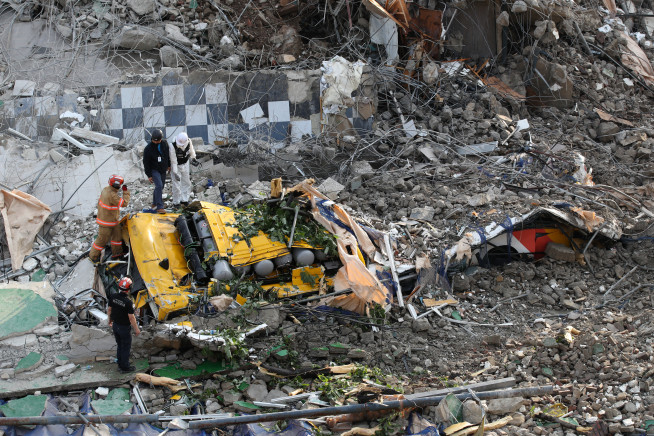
left=1, top=0, right=654, bottom=432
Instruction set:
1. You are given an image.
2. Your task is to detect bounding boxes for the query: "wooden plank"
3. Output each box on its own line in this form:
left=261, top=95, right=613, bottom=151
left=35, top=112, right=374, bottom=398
left=423, top=298, right=458, bottom=307
left=405, top=377, right=516, bottom=400
left=594, top=108, right=634, bottom=127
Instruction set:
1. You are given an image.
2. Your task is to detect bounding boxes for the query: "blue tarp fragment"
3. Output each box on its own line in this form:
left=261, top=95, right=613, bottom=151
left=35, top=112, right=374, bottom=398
left=234, top=419, right=314, bottom=436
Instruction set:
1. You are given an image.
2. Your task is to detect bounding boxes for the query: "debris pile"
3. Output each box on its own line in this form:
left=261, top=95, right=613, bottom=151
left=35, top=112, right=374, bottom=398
left=1, top=0, right=654, bottom=433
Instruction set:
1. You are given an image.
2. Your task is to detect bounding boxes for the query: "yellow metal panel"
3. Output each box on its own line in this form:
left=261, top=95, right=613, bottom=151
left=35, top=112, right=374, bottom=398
left=261, top=266, right=334, bottom=298
left=546, top=229, right=569, bottom=246
left=199, top=202, right=290, bottom=266
left=127, top=213, right=197, bottom=320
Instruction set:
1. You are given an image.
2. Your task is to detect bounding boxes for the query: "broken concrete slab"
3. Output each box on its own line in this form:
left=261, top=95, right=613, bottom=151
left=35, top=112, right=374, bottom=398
left=57, top=258, right=97, bottom=299
left=410, top=206, right=435, bottom=221
left=486, top=396, right=524, bottom=415
left=55, top=363, right=77, bottom=378
left=351, top=161, right=375, bottom=179
left=67, top=325, right=117, bottom=363
left=54, top=355, right=70, bottom=366
left=1, top=359, right=147, bottom=398
left=15, top=352, right=45, bottom=374
left=17, top=363, right=56, bottom=380
left=70, top=128, right=119, bottom=145
left=545, top=242, right=576, bottom=262
left=317, top=177, right=345, bottom=200
left=112, top=27, right=161, bottom=50
left=0, top=283, right=57, bottom=341
left=246, top=382, right=269, bottom=402
left=33, top=325, right=60, bottom=336
left=0, top=395, right=47, bottom=417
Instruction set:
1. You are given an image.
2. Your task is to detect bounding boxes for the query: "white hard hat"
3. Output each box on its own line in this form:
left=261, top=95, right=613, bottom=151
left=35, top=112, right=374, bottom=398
left=176, top=132, right=189, bottom=146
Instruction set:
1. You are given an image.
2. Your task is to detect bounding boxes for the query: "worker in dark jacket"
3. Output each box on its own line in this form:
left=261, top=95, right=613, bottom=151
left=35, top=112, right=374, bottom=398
left=142, top=129, right=170, bottom=213
left=108, top=277, right=141, bottom=373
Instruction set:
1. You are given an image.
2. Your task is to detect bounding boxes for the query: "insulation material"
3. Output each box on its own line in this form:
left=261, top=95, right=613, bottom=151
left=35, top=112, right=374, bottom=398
left=321, top=56, right=365, bottom=114
left=0, top=189, right=52, bottom=271
left=451, top=233, right=475, bottom=261
left=572, top=153, right=594, bottom=186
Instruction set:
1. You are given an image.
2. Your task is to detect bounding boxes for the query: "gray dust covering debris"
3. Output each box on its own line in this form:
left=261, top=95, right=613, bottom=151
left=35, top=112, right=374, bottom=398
left=0, top=0, right=654, bottom=434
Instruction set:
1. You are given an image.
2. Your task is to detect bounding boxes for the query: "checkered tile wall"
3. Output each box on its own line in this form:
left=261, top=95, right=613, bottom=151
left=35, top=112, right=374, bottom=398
left=0, top=94, right=79, bottom=139
left=0, top=70, right=374, bottom=143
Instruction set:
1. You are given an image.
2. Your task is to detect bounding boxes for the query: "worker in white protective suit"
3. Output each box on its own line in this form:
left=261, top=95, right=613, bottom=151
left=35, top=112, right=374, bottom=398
left=168, top=132, right=199, bottom=207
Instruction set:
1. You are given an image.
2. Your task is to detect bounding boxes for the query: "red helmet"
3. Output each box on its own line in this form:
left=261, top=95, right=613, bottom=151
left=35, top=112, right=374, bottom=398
left=118, top=277, right=132, bottom=292
left=109, top=175, right=124, bottom=188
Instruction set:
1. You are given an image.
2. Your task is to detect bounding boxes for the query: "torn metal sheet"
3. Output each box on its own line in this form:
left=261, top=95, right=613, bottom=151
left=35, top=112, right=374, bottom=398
left=0, top=189, right=52, bottom=271
left=408, top=8, right=443, bottom=58
left=446, top=207, right=621, bottom=266
left=163, top=322, right=267, bottom=351
left=456, top=141, right=499, bottom=156
left=289, top=180, right=391, bottom=314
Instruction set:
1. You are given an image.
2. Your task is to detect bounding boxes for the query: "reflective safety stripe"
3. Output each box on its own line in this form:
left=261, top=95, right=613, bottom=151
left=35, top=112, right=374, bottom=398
left=110, top=240, right=122, bottom=245
left=96, top=218, right=118, bottom=226
left=118, top=198, right=124, bottom=208
left=98, top=200, right=119, bottom=210
left=92, top=242, right=104, bottom=250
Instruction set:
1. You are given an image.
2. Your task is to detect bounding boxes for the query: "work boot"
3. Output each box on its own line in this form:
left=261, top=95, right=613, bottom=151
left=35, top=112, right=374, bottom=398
left=157, top=208, right=166, bottom=214
left=119, top=365, right=136, bottom=373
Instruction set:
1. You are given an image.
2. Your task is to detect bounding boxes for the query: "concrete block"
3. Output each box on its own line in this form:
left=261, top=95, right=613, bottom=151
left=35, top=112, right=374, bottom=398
left=487, top=397, right=523, bottom=415
left=545, top=242, right=576, bottom=262
left=55, top=363, right=76, bottom=378
left=410, top=206, right=435, bottom=221
left=13, top=80, right=36, bottom=96
left=54, top=355, right=70, bottom=366
left=67, top=325, right=116, bottom=362
left=15, top=352, right=44, bottom=374
left=34, top=325, right=60, bottom=336
left=1, top=334, right=38, bottom=348
left=317, top=177, right=344, bottom=200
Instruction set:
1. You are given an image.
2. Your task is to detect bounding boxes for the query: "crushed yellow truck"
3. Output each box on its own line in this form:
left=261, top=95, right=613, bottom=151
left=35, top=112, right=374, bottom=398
left=100, top=180, right=392, bottom=321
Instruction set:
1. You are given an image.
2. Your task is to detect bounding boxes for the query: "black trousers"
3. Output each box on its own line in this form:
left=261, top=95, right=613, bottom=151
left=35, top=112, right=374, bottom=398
left=112, top=323, right=132, bottom=369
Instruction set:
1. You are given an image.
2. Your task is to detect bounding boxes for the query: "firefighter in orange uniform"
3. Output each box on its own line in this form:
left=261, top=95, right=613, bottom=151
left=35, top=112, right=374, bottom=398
left=89, top=175, right=130, bottom=264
